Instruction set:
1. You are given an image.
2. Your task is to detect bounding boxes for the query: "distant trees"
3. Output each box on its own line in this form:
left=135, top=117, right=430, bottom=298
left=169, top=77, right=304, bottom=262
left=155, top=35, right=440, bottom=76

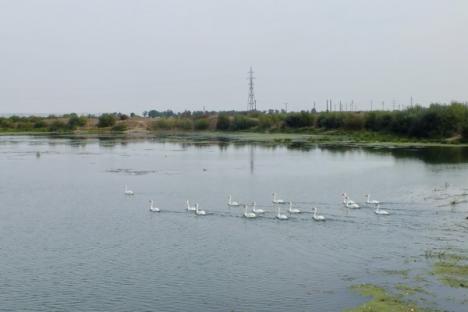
left=284, top=112, right=315, bottom=128
left=194, top=119, right=209, bottom=130
left=66, top=113, right=87, bottom=130
left=97, top=114, right=116, bottom=128
left=216, top=114, right=230, bottom=130
left=1, top=103, right=468, bottom=141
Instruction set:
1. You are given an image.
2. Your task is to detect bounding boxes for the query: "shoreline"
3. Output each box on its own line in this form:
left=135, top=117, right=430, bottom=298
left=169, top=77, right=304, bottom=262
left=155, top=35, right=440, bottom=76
left=2, top=129, right=468, bottom=148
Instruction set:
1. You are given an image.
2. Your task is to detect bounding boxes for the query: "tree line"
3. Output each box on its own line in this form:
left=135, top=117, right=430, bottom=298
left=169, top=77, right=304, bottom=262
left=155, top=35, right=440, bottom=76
left=1, top=103, right=468, bottom=141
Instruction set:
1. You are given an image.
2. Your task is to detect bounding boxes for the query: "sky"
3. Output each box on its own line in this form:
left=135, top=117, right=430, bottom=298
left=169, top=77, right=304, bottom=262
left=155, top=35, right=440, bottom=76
left=0, top=0, right=467, bottom=114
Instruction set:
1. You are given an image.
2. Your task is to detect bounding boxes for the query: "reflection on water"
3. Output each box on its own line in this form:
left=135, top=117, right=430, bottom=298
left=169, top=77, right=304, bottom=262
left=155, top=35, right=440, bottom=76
left=37, top=133, right=468, bottom=166
left=0, top=134, right=467, bottom=312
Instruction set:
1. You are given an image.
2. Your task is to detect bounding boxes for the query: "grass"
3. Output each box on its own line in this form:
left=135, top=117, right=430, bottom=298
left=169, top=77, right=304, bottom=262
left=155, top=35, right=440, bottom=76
left=345, top=284, right=423, bottom=312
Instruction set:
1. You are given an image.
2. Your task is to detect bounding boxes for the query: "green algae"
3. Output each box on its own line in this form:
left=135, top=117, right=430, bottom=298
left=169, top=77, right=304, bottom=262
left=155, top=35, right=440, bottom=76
left=432, top=261, right=468, bottom=288
left=345, top=284, right=424, bottom=312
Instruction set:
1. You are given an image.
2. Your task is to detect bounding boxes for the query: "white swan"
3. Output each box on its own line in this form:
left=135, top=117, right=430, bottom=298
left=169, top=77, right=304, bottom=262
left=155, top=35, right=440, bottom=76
left=243, top=204, right=256, bottom=218
left=186, top=200, right=196, bottom=212
left=124, top=185, right=134, bottom=195
left=251, top=201, right=265, bottom=214
left=276, top=206, right=288, bottom=220
left=313, top=207, right=325, bottom=221
left=149, top=200, right=160, bottom=212
left=365, top=194, right=380, bottom=205
left=195, top=203, right=206, bottom=216
left=288, top=201, right=301, bottom=213
left=375, top=204, right=389, bottom=215
left=228, top=194, right=240, bottom=207
left=272, top=192, right=286, bottom=204
left=342, top=193, right=360, bottom=208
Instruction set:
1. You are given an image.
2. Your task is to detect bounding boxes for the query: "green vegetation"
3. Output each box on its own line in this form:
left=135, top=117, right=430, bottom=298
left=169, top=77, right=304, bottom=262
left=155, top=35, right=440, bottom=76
left=432, top=261, right=468, bottom=288
left=395, top=284, right=429, bottom=296
left=97, top=113, right=116, bottom=128
left=2, top=103, right=468, bottom=144
left=111, top=123, right=128, bottom=132
left=346, top=284, right=423, bottom=312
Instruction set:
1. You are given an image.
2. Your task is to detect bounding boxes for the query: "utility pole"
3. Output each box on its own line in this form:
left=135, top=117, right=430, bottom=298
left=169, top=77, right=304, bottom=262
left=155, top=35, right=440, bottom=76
left=247, top=67, right=257, bottom=111
left=410, top=96, right=414, bottom=108
left=284, top=102, right=288, bottom=113
left=371, top=100, right=373, bottom=111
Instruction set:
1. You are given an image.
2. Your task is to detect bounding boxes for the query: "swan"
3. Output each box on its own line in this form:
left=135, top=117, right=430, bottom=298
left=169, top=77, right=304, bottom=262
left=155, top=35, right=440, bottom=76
left=228, top=194, right=240, bottom=207
left=276, top=206, right=288, bottom=220
left=124, top=185, right=134, bottom=195
left=186, top=200, right=196, bottom=212
left=313, top=207, right=325, bottom=221
left=243, top=204, right=256, bottom=218
left=149, top=200, right=160, bottom=212
left=251, top=201, right=265, bottom=214
left=342, top=193, right=360, bottom=208
left=346, top=201, right=360, bottom=209
left=365, top=194, right=380, bottom=205
left=195, top=204, right=206, bottom=216
left=288, top=201, right=301, bottom=213
left=375, top=204, right=389, bottom=215
left=272, top=192, right=286, bottom=204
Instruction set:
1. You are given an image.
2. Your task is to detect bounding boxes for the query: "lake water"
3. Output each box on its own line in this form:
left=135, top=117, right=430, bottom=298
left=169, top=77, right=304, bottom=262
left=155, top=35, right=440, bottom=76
left=0, top=135, right=467, bottom=311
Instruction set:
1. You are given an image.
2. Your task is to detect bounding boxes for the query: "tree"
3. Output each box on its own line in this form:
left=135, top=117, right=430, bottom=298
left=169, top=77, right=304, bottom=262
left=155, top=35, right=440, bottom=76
left=97, top=114, right=116, bottom=128
left=194, top=119, right=209, bottom=130
left=216, top=114, right=230, bottom=130
left=67, top=113, right=87, bottom=130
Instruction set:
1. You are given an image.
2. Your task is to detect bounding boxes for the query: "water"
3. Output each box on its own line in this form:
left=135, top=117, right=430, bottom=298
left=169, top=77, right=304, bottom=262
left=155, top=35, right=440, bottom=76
left=0, top=135, right=467, bottom=311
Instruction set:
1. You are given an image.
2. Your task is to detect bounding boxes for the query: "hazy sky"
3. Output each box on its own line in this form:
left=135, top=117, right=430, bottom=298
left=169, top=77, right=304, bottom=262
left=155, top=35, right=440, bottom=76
left=1, top=0, right=467, bottom=114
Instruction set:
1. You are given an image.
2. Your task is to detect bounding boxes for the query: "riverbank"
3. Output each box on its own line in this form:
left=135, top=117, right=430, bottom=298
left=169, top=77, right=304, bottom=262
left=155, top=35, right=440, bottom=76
left=2, top=129, right=468, bottom=148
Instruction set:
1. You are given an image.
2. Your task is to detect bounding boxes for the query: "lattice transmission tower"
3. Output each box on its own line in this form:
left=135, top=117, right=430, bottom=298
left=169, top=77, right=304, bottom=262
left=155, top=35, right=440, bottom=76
left=247, top=67, right=257, bottom=111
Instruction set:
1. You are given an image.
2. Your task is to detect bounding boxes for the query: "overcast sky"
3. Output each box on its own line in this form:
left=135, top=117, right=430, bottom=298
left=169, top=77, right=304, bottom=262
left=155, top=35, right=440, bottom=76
left=1, top=0, right=467, bottom=114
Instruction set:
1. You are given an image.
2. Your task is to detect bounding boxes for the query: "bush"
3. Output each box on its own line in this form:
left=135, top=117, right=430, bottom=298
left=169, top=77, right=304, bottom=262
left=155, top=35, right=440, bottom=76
left=343, top=113, right=365, bottom=130
left=48, top=120, right=67, bottom=132
left=258, top=115, right=275, bottom=129
left=194, top=118, right=209, bottom=130
left=284, top=112, right=315, bottom=128
left=97, top=114, right=116, bottom=128
left=317, top=113, right=345, bottom=129
left=111, top=123, right=128, bottom=132
left=175, top=118, right=193, bottom=130
left=462, top=125, right=468, bottom=142
left=0, top=118, right=13, bottom=129
left=216, top=114, right=230, bottom=130
left=151, top=119, right=172, bottom=130
left=231, top=115, right=259, bottom=130
left=67, top=113, right=87, bottom=130
left=33, top=120, right=47, bottom=129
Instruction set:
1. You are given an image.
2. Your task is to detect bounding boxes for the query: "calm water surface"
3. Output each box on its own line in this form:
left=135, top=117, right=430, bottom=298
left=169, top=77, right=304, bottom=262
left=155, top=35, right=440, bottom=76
left=0, top=135, right=467, bottom=311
